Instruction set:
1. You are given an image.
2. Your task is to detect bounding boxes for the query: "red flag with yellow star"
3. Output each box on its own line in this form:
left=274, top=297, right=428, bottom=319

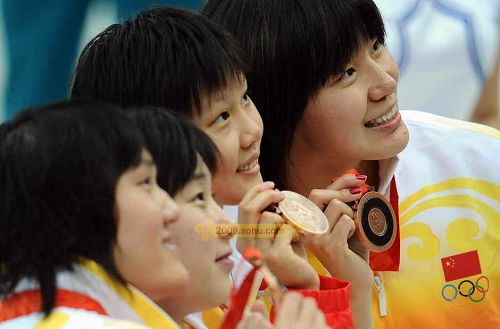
left=441, top=250, right=482, bottom=282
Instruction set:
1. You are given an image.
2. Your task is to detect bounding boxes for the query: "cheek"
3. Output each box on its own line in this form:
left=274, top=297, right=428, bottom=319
left=384, top=53, right=400, bottom=81
left=116, top=205, right=140, bottom=246
left=179, top=235, right=217, bottom=289
left=304, top=97, right=355, bottom=138
left=213, top=139, right=239, bottom=176
left=117, top=201, right=164, bottom=247
left=172, top=210, right=216, bottom=265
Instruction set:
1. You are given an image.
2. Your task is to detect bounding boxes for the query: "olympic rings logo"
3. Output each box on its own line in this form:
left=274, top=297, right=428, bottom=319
left=441, top=276, right=489, bottom=302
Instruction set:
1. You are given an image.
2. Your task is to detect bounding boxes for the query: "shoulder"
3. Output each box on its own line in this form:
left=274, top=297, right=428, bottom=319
left=397, top=111, right=500, bottom=183
left=0, top=309, right=154, bottom=329
left=402, top=110, right=500, bottom=140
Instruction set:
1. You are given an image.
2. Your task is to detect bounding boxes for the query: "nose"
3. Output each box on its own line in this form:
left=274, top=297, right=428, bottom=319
left=367, top=62, right=398, bottom=102
left=159, top=187, right=180, bottom=224
left=239, top=105, right=263, bottom=150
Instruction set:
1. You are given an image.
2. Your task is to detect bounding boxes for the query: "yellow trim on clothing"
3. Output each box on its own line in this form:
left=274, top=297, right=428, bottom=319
left=307, top=249, right=330, bottom=276
left=34, top=311, right=70, bottom=329
left=81, top=260, right=180, bottom=329
left=201, top=307, right=225, bottom=329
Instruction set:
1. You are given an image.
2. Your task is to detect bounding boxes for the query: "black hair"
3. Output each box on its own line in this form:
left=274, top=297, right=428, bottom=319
left=0, top=100, right=144, bottom=316
left=127, top=107, right=218, bottom=196
left=71, top=6, right=248, bottom=116
left=202, top=0, right=385, bottom=188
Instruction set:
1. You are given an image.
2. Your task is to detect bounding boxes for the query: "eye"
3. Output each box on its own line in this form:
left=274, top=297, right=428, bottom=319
left=339, top=67, right=357, bottom=81
left=138, top=176, right=154, bottom=193
left=241, top=92, right=251, bottom=106
left=194, top=192, right=205, bottom=202
left=214, top=111, right=230, bottom=124
left=371, top=40, right=384, bottom=56
left=191, top=192, right=208, bottom=208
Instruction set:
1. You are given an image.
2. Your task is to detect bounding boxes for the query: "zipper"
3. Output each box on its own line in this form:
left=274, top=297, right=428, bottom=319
left=374, top=273, right=387, bottom=317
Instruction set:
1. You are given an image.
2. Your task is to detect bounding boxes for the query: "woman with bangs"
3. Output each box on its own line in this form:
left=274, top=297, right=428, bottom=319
left=202, top=0, right=500, bottom=328
left=128, top=107, right=330, bottom=329
left=0, top=100, right=328, bottom=329
left=0, top=100, right=187, bottom=328
left=70, top=7, right=373, bottom=329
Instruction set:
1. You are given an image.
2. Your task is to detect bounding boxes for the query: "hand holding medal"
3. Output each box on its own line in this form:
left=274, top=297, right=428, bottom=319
left=275, top=190, right=329, bottom=235
left=274, top=168, right=396, bottom=252
left=332, top=169, right=397, bottom=252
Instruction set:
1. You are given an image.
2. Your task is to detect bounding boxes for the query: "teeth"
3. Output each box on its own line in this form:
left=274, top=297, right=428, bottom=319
left=365, top=106, right=398, bottom=127
left=163, top=242, right=177, bottom=252
left=238, top=159, right=258, bottom=172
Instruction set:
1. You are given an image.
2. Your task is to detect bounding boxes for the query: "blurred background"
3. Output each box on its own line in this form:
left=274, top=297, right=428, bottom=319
left=0, top=0, right=204, bottom=122
left=0, top=0, right=498, bottom=127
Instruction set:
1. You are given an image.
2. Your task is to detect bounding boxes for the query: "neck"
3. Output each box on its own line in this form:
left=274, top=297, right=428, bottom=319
left=286, top=150, right=379, bottom=196
left=157, top=299, right=190, bottom=326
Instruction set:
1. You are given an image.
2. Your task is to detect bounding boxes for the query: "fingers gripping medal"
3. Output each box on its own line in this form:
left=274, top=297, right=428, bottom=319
left=276, top=191, right=329, bottom=235
left=340, top=169, right=397, bottom=252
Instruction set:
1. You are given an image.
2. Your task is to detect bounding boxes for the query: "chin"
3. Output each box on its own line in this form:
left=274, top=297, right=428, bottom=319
left=215, top=191, right=242, bottom=205
left=382, top=128, right=410, bottom=158
left=394, top=128, right=410, bottom=153
left=206, top=286, right=231, bottom=308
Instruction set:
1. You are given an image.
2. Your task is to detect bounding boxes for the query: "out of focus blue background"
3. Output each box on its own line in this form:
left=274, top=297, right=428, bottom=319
left=0, top=0, right=498, bottom=126
left=0, top=0, right=204, bottom=122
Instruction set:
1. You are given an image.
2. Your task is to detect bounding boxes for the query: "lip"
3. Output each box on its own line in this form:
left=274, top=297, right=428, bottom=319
left=162, top=233, right=179, bottom=252
left=215, top=250, right=233, bottom=262
left=365, top=104, right=397, bottom=125
left=215, top=250, right=234, bottom=270
left=236, top=153, right=260, bottom=176
left=162, top=239, right=179, bottom=253
left=369, top=110, right=401, bottom=131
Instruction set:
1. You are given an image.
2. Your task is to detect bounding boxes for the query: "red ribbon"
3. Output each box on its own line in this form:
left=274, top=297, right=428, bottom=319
left=220, top=248, right=263, bottom=329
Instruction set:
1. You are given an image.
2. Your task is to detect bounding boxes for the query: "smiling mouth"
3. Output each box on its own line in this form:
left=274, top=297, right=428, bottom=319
left=365, top=106, right=398, bottom=127
left=215, top=252, right=232, bottom=262
left=162, top=239, right=178, bottom=252
left=237, top=158, right=259, bottom=172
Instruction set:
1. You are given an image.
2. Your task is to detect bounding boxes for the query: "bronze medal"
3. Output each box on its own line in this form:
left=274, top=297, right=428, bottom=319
left=354, top=191, right=396, bottom=252
left=277, top=190, right=329, bottom=234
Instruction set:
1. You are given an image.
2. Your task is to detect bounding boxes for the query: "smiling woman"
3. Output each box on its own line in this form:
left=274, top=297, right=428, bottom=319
left=202, top=0, right=500, bottom=328
left=0, top=100, right=186, bottom=328
left=128, top=107, right=333, bottom=329
left=127, top=108, right=236, bottom=324
left=69, top=6, right=365, bottom=329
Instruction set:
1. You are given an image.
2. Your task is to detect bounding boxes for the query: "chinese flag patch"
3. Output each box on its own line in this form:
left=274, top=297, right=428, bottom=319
left=441, top=250, right=482, bottom=282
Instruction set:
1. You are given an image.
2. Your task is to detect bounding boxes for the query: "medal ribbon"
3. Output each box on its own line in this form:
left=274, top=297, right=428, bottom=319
left=219, top=265, right=259, bottom=329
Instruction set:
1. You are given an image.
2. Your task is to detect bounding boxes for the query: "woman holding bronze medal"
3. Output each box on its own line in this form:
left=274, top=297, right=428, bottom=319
left=203, top=0, right=500, bottom=328
left=70, top=6, right=370, bottom=328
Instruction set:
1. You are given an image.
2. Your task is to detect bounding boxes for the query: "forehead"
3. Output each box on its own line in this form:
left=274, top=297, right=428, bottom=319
left=194, top=156, right=211, bottom=181
left=141, top=149, right=154, bottom=163
left=124, top=149, right=154, bottom=174
left=199, top=75, right=247, bottom=109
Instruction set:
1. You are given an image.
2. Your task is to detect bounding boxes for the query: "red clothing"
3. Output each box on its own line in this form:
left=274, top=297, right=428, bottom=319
left=271, top=275, right=354, bottom=329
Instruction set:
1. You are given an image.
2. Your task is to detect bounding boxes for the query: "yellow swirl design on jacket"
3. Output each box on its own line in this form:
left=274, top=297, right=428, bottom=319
left=399, top=178, right=500, bottom=264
